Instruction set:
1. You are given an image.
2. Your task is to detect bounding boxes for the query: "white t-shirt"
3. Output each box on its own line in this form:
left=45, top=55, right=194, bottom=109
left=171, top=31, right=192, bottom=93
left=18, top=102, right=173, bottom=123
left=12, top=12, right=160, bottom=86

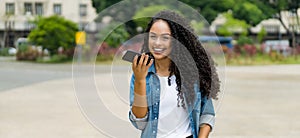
left=156, top=75, right=192, bottom=138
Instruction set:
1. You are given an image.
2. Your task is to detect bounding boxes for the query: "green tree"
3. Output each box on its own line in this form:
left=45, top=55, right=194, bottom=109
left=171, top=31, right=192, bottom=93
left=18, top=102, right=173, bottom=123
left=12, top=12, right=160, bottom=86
left=190, top=20, right=204, bottom=35
left=92, top=0, right=171, bottom=36
left=232, top=1, right=266, bottom=25
left=217, top=12, right=249, bottom=36
left=257, top=27, right=267, bottom=43
left=132, top=4, right=205, bottom=35
left=262, top=0, right=300, bottom=54
left=91, top=0, right=122, bottom=13
left=28, top=15, right=78, bottom=55
left=180, top=0, right=235, bottom=24
left=92, top=0, right=278, bottom=26
left=133, top=5, right=171, bottom=31
left=92, top=0, right=234, bottom=24
left=98, top=23, right=129, bottom=48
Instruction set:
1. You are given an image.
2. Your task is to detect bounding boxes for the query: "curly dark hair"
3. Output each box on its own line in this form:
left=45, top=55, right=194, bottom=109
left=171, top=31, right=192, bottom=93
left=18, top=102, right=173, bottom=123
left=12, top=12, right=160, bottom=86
left=141, top=10, right=220, bottom=107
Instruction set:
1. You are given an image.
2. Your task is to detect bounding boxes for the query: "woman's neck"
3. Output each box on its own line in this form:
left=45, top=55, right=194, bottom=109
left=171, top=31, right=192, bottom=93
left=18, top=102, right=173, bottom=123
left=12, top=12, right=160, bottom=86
left=155, top=58, right=171, bottom=77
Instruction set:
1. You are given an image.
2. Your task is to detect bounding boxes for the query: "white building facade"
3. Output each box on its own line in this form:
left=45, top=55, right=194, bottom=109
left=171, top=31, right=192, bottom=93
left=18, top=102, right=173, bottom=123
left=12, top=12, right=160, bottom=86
left=210, top=9, right=300, bottom=41
left=0, top=0, right=97, bottom=47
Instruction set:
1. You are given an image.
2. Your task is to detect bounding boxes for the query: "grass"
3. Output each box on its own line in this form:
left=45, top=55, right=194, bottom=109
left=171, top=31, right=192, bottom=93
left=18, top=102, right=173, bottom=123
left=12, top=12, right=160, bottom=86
left=10, top=53, right=300, bottom=66
left=226, top=54, right=300, bottom=65
left=94, top=53, right=300, bottom=66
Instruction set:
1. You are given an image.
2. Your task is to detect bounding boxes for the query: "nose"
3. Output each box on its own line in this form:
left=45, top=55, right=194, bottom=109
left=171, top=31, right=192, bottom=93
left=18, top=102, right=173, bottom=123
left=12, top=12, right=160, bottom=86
left=154, top=38, right=162, bottom=46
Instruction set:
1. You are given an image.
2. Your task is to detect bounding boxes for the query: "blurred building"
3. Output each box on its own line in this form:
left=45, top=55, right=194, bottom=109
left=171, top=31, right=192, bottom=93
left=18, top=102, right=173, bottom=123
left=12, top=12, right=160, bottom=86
left=210, top=9, right=300, bottom=42
left=0, top=0, right=97, bottom=48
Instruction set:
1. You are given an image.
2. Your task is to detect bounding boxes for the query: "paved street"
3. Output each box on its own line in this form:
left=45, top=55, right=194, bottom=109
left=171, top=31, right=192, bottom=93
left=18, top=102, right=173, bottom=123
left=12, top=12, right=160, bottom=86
left=0, top=58, right=300, bottom=138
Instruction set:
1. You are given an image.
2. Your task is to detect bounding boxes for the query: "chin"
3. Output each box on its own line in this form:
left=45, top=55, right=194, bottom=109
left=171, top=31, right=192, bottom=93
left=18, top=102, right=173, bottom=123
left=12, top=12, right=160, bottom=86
left=152, top=53, right=169, bottom=60
left=149, top=49, right=171, bottom=60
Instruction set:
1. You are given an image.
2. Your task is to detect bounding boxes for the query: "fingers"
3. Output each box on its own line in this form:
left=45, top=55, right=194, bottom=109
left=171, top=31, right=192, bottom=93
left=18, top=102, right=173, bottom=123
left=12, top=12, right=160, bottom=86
left=147, top=58, right=154, bottom=67
left=133, top=53, right=153, bottom=70
left=132, top=53, right=153, bottom=79
left=132, top=55, right=138, bottom=68
left=137, top=53, right=145, bottom=67
left=143, top=55, right=149, bottom=66
left=141, top=54, right=153, bottom=67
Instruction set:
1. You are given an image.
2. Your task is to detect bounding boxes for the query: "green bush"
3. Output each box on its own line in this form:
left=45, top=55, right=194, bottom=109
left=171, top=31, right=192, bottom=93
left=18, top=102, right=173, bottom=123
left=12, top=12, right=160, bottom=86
left=18, top=44, right=29, bottom=53
left=227, top=54, right=300, bottom=65
left=98, top=23, right=129, bottom=48
left=96, top=54, right=114, bottom=62
left=0, top=47, right=10, bottom=56
left=16, top=45, right=39, bottom=61
left=237, top=36, right=253, bottom=46
left=28, top=15, right=78, bottom=55
left=36, top=54, right=70, bottom=63
left=257, top=27, right=266, bottom=43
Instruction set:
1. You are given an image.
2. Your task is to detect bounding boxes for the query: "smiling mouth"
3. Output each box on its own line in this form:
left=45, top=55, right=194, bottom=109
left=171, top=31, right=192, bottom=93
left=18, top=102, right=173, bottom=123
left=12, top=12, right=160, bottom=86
left=153, top=48, right=166, bottom=53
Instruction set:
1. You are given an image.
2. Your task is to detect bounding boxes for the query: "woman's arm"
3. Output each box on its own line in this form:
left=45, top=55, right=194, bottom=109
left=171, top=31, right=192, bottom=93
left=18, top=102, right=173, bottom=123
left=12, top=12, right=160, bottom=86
left=198, top=97, right=215, bottom=138
left=198, top=124, right=211, bottom=138
left=131, top=54, right=153, bottom=118
left=131, top=79, right=148, bottom=117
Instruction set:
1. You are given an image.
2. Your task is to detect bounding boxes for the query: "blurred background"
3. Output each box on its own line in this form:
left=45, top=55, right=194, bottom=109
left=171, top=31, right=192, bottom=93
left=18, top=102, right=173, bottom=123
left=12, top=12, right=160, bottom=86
left=0, top=0, right=300, bottom=137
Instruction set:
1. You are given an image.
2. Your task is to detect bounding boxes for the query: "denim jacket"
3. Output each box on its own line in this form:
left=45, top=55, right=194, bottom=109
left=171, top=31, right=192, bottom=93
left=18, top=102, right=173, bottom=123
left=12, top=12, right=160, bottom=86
left=129, top=64, right=215, bottom=138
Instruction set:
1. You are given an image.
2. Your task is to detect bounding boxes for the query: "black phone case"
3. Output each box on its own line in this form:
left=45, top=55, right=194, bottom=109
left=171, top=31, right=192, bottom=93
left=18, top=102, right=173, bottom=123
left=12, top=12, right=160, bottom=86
left=122, top=50, right=153, bottom=65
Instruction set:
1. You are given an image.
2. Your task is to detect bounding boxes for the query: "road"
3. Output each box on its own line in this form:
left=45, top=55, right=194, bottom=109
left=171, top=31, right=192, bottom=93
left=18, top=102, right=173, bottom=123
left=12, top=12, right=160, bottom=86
left=0, top=58, right=299, bottom=138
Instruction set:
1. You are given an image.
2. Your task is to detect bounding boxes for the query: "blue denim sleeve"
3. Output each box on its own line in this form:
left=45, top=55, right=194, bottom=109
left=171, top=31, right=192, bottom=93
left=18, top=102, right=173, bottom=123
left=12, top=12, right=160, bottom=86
left=128, top=74, right=148, bottom=130
left=199, top=97, right=215, bottom=131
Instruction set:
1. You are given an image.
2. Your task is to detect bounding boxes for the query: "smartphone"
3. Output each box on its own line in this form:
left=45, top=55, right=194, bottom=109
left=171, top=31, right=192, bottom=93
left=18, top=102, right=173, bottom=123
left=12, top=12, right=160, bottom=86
left=122, top=50, right=153, bottom=65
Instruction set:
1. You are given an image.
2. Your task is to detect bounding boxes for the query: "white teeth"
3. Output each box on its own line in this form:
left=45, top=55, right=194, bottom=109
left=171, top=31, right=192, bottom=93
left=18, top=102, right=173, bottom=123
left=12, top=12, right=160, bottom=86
left=154, top=48, right=164, bottom=52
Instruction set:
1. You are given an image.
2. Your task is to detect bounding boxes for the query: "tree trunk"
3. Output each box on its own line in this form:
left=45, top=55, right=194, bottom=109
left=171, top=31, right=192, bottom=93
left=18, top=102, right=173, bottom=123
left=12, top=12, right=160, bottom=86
left=2, top=30, right=7, bottom=48
left=296, top=9, right=300, bottom=58
left=277, top=12, right=296, bottom=57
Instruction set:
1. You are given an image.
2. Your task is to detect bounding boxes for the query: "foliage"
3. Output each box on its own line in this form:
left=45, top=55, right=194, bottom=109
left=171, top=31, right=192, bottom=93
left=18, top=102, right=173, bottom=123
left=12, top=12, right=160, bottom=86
left=0, top=47, right=10, bottom=56
left=257, top=27, right=267, bottom=43
left=17, top=44, right=29, bottom=53
left=180, top=0, right=235, bottom=24
left=92, top=0, right=169, bottom=14
left=36, top=54, right=70, bottom=63
left=91, top=0, right=122, bottom=13
left=180, top=0, right=274, bottom=26
left=232, top=2, right=266, bottom=25
left=92, top=0, right=168, bottom=36
left=16, top=45, right=39, bottom=61
left=190, top=20, right=204, bottom=35
left=92, top=0, right=280, bottom=27
left=261, top=0, right=300, bottom=50
left=217, top=12, right=249, bottom=36
left=227, top=53, right=300, bottom=65
left=98, top=23, right=130, bottom=48
left=133, top=5, right=170, bottom=31
left=132, top=4, right=205, bottom=34
left=28, top=15, right=78, bottom=55
left=96, top=55, right=114, bottom=62
left=237, top=35, right=253, bottom=46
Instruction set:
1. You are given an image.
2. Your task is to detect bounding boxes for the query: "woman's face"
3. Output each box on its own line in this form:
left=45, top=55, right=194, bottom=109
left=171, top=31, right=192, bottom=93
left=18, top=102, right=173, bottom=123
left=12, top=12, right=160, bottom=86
left=148, top=19, right=172, bottom=60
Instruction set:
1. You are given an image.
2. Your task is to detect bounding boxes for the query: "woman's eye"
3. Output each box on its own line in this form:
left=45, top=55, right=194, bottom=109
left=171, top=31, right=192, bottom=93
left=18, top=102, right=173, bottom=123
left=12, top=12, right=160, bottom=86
left=162, top=37, right=170, bottom=40
left=150, top=36, right=157, bottom=39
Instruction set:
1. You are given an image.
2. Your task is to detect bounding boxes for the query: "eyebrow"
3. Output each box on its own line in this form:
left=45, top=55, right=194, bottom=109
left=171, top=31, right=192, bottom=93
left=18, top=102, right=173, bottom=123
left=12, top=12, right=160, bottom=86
left=149, top=32, right=171, bottom=36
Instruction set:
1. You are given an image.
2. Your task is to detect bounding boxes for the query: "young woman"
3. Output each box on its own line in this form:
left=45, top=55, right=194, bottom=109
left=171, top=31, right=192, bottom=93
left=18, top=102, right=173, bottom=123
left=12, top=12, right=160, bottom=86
left=129, top=10, right=220, bottom=138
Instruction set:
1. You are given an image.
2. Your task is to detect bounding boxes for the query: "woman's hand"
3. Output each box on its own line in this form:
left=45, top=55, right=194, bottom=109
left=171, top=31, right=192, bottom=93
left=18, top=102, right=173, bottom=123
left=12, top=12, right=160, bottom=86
left=131, top=53, right=153, bottom=118
left=132, top=53, right=153, bottom=81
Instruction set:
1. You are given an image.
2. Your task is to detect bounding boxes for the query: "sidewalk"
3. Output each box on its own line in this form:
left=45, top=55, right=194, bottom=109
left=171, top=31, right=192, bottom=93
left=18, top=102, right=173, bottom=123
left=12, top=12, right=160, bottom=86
left=0, top=65, right=299, bottom=137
